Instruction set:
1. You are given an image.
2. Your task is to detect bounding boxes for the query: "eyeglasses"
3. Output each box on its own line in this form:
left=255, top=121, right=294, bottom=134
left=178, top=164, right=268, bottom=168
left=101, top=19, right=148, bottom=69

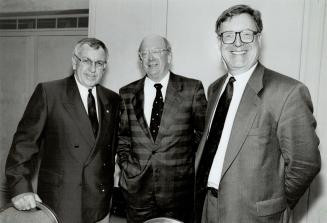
left=139, top=49, right=169, bottom=59
left=219, top=30, right=260, bottom=44
left=74, top=54, right=106, bottom=69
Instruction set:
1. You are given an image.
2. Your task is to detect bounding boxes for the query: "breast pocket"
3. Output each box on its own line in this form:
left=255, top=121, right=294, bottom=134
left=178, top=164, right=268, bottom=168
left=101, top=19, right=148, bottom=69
left=242, top=125, right=275, bottom=169
left=248, top=125, right=271, bottom=136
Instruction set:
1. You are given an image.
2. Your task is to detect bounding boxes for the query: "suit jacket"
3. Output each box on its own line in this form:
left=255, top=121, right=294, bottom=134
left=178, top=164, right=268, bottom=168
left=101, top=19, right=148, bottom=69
left=5, top=75, right=120, bottom=223
left=195, top=63, right=321, bottom=223
left=118, top=72, right=207, bottom=209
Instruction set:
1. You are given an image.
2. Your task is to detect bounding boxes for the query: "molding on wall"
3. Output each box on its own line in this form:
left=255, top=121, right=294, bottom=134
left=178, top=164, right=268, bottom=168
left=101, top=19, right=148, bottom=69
left=299, top=0, right=326, bottom=110
left=299, top=1, right=326, bottom=223
left=0, top=9, right=89, bottom=17
left=149, top=0, right=168, bottom=37
left=88, top=0, right=96, bottom=37
left=307, top=1, right=327, bottom=222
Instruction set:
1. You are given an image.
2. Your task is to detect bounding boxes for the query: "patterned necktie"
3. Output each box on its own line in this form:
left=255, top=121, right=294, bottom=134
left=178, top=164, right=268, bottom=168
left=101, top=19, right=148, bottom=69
left=197, top=76, right=236, bottom=189
left=150, top=83, right=164, bottom=141
left=88, top=89, right=98, bottom=136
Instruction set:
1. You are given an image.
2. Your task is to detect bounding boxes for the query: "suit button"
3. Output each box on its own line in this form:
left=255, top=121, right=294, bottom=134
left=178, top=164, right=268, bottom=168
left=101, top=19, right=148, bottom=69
left=74, top=144, right=79, bottom=148
left=107, top=145, right=111, bottom=149
left=99, top=184, right=106, bottom=192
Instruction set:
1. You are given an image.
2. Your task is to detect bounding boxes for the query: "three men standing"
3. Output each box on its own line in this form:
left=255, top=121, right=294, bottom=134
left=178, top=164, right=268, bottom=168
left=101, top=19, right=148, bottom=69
left=5, top=5, right=321, bottom=223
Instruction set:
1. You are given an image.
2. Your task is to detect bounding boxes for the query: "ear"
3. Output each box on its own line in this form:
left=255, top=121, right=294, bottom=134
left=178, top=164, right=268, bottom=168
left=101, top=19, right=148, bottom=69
left=257, top=33, right=262, bottom=47
left=72, top=57, right=77, bottom=70
left=217, top=36, right=223, bottom=49
left=168, top=51, right=172, bottom=64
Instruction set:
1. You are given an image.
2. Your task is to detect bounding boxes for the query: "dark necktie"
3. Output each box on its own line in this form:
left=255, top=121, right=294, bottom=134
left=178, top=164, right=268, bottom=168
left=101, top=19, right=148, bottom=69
left=150, top=83, right=164, bottom=141
left=197, top=76, right=236, bottom=189
left=88, top=89, right=98, bottom=136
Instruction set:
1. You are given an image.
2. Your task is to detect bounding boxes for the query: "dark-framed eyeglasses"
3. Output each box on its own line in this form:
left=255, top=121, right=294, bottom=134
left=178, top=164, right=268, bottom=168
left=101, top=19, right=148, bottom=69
left=219, top=30, right=260, bottom=44
left=139, top=49, right=169, bottom=59
left=74, top=54, right=106, bottom=69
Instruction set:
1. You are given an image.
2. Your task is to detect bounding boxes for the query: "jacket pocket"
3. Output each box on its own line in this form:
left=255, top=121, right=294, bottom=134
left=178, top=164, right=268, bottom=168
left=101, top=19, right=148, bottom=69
left=256, top=196, right=287, bottom=217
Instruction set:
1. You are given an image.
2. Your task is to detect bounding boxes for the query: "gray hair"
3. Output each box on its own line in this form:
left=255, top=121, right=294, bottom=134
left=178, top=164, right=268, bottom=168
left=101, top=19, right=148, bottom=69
left=73, top=38, right=109, bottom=59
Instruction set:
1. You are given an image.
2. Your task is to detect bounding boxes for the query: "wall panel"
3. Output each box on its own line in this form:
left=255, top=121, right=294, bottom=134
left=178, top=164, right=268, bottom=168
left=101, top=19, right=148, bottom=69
left=89, top=0, right=168, bottom=92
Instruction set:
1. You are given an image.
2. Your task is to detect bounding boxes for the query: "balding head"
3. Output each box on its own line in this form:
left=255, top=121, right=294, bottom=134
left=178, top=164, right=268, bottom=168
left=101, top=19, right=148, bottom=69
left=138, top=35, right=172, bottom=82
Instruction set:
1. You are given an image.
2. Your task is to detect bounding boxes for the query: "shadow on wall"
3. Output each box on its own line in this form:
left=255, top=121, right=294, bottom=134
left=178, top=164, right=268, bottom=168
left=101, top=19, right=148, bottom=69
left=293, top=174, right=323, bottom=222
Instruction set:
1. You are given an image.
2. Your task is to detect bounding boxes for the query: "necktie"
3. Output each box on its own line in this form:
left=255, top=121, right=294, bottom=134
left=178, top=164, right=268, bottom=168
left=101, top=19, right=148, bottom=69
left=88, top=89, right=98, bottom=136
left=197, top=76, right=235, bottom=189
left=150, top=83, right=164, bottom=141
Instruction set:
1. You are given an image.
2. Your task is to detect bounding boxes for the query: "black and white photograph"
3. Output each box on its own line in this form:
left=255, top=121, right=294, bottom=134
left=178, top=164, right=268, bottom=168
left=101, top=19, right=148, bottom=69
left=0, top=0, right=326, bottom=223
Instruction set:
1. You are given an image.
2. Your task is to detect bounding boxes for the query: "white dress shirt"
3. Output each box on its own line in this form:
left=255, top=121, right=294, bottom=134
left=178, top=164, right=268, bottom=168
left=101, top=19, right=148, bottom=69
left=207, top=63, right=257, bottom=189
left=143, top=72, right=170, bottom=126
left=74, top=75, right=99, bottom=120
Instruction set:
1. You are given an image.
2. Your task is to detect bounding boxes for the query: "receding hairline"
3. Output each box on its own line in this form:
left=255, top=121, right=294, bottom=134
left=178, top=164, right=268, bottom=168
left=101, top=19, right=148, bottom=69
left=138, top=35, right=171, bottom=52
left=73, top=38, right=109, bottom=59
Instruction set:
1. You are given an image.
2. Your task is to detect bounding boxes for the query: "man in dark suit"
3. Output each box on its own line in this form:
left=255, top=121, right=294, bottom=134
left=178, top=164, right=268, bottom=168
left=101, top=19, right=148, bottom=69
left=195, top=5, right=321, bottom=223
left=5, top=38, right=120, bottom=223
left=117, top=34, right=207, bottom=223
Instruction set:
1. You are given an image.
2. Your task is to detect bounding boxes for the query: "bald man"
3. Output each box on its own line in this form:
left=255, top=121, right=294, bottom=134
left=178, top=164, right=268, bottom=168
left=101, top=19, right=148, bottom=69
left=117, top=35, right=207, bottom=223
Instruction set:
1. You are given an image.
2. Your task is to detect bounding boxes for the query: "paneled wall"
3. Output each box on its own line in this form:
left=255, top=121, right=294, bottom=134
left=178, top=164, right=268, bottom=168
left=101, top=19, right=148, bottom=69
left=89, top=0, right=327, bottom=222
left=0, top=0, right=88, bottom=13
left=0, top=30, right=87, bottom=207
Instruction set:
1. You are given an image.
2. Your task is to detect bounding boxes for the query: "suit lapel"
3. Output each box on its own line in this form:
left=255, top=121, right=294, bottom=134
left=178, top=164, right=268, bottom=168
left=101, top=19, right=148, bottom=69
left=220, top=63, right=265, bottom=180
left=63, top=75, right=95, bottom=148
left=131, top=77, right=153, bottom=141
left=155, top=73, right=183, bottom=143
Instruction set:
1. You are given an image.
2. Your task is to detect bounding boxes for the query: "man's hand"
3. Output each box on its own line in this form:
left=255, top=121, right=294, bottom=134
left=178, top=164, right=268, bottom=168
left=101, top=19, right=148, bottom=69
left=11, top=192, right=42, bottom=211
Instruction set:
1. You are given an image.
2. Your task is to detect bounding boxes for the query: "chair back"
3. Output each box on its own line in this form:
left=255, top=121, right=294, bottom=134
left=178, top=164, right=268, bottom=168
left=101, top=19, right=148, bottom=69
left=0, top=201, right=60, bottom=223
left=144, top=217, right=183, bottom=223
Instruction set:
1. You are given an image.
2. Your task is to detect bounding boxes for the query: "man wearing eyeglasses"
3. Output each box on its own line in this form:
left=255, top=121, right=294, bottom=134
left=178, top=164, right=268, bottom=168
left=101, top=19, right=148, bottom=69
left=195, top=5, right=320, bottom=223
left=117, top=34, right=207, bottom=223
left=5, top=38, right=120, bottom=223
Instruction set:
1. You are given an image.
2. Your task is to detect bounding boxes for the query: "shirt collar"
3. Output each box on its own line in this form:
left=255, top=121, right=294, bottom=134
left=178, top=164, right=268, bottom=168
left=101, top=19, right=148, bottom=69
left=74, top=75, right=96, bottom=95
left=145, top=71, right=170, bottom=88
left=228, top=62, right=258, bottom=83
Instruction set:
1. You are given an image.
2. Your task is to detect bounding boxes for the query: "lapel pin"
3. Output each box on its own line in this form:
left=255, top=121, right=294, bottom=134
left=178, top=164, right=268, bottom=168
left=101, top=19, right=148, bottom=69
left=106, top=110, right=109, bottom=113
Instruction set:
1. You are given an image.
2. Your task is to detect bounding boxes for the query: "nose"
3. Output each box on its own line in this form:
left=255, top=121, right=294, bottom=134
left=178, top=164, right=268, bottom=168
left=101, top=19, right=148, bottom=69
left=89, top=62, right=96, bottom=72
left=148, top=52, right=155, bottom=60
left=234, top=33, right=242, bottom=47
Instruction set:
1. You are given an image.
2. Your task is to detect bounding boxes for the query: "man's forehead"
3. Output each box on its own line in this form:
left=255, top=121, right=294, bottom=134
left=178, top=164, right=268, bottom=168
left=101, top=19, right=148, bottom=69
left=220, top=13, right=257, bottom=31
left=79, top=44, right=105, bottom=56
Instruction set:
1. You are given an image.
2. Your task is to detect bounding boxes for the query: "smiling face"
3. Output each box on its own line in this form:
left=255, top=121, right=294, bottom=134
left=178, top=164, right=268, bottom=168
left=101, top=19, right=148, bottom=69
left=139, top=35, right=171, bottom=82
left=219, top=13, right=261, bottom=75
left=72, top=44, right=107, bottom=88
